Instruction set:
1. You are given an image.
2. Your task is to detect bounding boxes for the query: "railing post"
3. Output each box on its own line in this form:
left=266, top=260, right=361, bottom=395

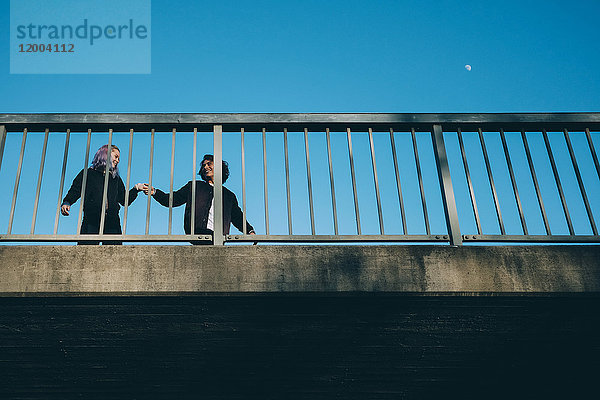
left=0, top=125, right=6, bottom=173
left=431, top=125, right=462, bottom=246
left=213, top=124, right=224, bottom=245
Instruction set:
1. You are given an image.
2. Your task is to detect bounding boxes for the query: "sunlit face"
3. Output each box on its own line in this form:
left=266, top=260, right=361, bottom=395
left=111, top=149, right=120, bottom=170
left=200, top=159, right=214, bottom=183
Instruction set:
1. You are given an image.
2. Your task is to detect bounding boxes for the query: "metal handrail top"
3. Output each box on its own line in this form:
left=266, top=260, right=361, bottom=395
left=1, top=113, right=600, bottom=132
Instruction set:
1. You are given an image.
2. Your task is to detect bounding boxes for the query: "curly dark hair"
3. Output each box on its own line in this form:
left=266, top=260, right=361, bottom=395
left=199, top=154, right=230, bottom=183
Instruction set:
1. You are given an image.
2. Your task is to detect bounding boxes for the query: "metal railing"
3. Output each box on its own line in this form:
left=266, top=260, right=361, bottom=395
left=0, top=113, right=599, bottom=245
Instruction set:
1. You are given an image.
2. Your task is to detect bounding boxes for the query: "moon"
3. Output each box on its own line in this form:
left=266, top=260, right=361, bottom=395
left=465, top=64, right=472, bottom=71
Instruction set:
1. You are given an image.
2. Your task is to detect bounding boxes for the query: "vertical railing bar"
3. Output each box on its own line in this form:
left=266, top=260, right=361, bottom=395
left=431, top=125, right=462, bottom=245
left=8, top=129, right=27, bottom=234
left=0, top=125, right=6, bottom=230
left=145, top=129, right=155, bottom=235
left=240, top=128, right=246, bottom=234
left=412, top=128, right=430, bottom=235
left=262, top=127, right=269, bottom=235
left=521, top=130, right=551, bottom=235
left=31, top=128, right=50, bottom=234
left=457, top=129, right=482, bottom=235
left=304, top=128, right=316, bottom=235
left=0, top=125, right=7, bottom=173
left=168, top=128, right=176, bottom=235
left=564, top=129, right=597, bottom=235
left=54, top=129, right=70, bottom=235
left=77, top=129, right=92, bottom=236
left=99, top=129, right=113, bottom=236
left=500, top=129, right=528, bottom=235
left=542, top=129, right=574, bottom=235
left=478, top=128, right=505, bottom=235
left=283, top=128, right=292, bottom=235
left=347, top=128, right=361, bottom=234
left=585, top=128, right=600, bottom=182
left=389, top=128, right=407, bottom=235
left=326, top=128, right=338, bottom=235
left=191, top=128, right=197, bottom=235
left=368, top=128, right=385, bottom=234
left=122, top=129, right=134, bottom=234
left=213, top=124, right=224, bottom=245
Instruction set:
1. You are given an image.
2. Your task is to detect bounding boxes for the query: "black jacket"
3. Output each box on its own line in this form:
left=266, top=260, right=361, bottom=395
left=153, top=180, right=254, bottom=235
left=62, top=168, right=139, bottom=233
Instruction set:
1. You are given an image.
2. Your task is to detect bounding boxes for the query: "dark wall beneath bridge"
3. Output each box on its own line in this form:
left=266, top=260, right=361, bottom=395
left=1, top=295, right=599, bottom=400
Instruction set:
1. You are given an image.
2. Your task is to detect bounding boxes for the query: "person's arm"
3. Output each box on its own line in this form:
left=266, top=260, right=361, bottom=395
left=127, top=186, right=140, bottom=204
left=151, top=182, right=190, bottom=208
left=61, top=169, right=84, bottom=216
left=230, top=194, right=255, bottom=234
left=118, top=180, right=143, bottom=206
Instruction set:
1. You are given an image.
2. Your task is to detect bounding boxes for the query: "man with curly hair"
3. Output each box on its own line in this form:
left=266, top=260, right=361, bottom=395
left=145, top=154, right=255, bottom=239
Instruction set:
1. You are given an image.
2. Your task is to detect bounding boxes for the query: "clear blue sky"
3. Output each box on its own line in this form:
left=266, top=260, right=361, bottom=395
left=1, top=0, right=600, bottom=240
left=2, top=0, right=600, bottom=112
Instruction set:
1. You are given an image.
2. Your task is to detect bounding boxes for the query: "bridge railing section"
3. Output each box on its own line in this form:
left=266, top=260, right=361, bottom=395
left=0, top=113, right=599, bottom=245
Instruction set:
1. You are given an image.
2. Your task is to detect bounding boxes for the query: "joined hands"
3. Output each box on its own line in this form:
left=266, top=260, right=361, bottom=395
left=135, top=183, right=155, bottom=195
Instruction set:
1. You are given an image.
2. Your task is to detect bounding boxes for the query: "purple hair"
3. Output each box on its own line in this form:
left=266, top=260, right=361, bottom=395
left=91, top=144, right=120, bottom=177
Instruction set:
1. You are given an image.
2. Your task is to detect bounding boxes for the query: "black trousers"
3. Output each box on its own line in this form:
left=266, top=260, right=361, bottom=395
left=78, top=217, right=122, bottom=245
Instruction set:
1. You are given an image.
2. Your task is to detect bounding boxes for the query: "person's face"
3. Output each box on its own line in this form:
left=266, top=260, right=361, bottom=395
left=201, top=159, right=214, bottom=182
left=111, top=149, right=120, bottom=170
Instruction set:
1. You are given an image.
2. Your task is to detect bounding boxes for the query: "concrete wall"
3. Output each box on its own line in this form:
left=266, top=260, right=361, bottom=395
left=1, top=245, right=599, bottom=295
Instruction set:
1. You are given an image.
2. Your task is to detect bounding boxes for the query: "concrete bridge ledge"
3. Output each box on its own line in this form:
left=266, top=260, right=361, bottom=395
left=0, top=245, right=599, bottom=295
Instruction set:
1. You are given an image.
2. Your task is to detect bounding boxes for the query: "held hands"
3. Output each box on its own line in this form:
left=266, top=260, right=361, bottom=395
left=134, top=183, right=155, bottom=195
left=137, top=183, right=155, bottom=196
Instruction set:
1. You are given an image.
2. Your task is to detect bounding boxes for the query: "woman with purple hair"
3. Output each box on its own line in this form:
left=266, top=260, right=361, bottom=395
left=61, top=144, right=144, bottom=244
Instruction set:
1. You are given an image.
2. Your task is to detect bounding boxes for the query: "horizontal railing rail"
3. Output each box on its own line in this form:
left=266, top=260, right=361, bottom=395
left=2, top=113, right=600, bottom=131
left=1, top=113, right=599, bottom=245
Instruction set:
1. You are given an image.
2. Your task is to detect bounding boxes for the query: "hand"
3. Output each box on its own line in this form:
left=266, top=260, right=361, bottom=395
left=134, top=182, right=145, bottom=191
left=142, top=183, right=155, bottom=195
left=61, top=204, right=70, bottom=216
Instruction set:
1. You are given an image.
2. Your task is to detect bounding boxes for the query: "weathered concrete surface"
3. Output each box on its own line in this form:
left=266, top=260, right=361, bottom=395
left=0, top=245, right=599, bottom=295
